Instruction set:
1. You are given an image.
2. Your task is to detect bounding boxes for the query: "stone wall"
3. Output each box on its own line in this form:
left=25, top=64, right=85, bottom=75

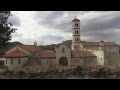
left=5, top=57, right=28, bottom=70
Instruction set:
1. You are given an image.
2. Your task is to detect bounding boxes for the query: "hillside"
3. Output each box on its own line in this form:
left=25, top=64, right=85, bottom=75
left=0, top=41, right=24, bottom=57
left=41, top=40, right=72, bottom=50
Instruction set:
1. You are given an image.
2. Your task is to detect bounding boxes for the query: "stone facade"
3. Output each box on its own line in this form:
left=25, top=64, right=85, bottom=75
left=3, top=17, right=120, bottom=70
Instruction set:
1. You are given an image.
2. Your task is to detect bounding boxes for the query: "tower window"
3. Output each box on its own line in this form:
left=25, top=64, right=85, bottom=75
left=75, top=24, right=78, bottom=26
left=75, top=38, right=79, bottom=41
left=75, top=31, right=78, bottom=34
left=62, top=47, right=65, bottom=53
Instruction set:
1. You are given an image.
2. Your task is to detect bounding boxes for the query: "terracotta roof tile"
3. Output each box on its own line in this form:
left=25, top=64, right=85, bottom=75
left=41, top=50, right=56, bottom=58
left=19, top=45, right=42, bottom=53
left=71, top=50, right=96, bottom=58
left=4, top=50, right=28, bottom=58
left=103, top=42, right=119, bottom=46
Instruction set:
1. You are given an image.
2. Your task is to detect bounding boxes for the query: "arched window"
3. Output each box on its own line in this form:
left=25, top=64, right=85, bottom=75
left=75, top=24, right=78, bottom=26
left=75, top=38, right=79, bottom=41
left=75, top=31, right=78, bottom=34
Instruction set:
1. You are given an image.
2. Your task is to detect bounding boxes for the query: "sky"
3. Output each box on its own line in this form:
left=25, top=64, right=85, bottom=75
left=8, top=11, right=120, bottom=45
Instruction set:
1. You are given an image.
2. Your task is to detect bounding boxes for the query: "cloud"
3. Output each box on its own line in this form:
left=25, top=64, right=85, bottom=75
left=80, top=11, right=120, bottom=42
left=13, top=32, right=23, bottom=37
left=8, top=14, right=21, bottom=26
left=39, top=35, right=64, bottom=45
left=10, top=11, right=120, bottom=45
left=35, top=11, right=91, bottom=32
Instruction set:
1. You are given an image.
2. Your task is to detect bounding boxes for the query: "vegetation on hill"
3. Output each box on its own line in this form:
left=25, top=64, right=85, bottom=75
left=0, top=41, right=23, bottom=57
left=41, top=40, right=72, bottom=50
left=0, top=11, right=17, bottom=49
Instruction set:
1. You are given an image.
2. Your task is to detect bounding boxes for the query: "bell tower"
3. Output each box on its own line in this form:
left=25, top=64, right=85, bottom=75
left=71, top=16, right=83, bottom=51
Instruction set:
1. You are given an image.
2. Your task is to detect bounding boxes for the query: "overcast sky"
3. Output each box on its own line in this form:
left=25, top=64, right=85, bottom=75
left=9, top=11, right=120, bottom=45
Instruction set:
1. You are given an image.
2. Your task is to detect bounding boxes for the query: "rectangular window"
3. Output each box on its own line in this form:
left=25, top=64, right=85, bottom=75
left=18, top=58, right=21, bottom=64
left=11, top=59, right=13, bottom=64
left=6, top=59, right=7, bottom=64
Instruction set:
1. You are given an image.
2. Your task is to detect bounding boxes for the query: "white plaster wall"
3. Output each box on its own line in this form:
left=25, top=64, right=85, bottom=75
left=89, top=50, right=104, bottom=66
left=5, top=57, right=28, bottom=70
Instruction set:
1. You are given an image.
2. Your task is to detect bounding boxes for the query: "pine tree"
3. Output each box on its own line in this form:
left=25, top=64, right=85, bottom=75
left=0, top=11, right=17, bottom=49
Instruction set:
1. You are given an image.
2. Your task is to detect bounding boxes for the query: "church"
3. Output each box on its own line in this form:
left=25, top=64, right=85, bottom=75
left=3, top=17, right=120, bottom=70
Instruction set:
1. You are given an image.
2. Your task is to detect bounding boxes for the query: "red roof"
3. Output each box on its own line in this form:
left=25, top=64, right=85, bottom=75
left=4, top=50, right=28, bottom=58
left=41, top=50, right=56, bottom=58
left=19, top=45, right=42, bottom=53
left=71, top=50, right=96, bottom=58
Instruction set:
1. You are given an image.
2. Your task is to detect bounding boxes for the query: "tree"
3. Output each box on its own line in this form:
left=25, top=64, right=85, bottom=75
left=0, top=11, right=17, bottom=49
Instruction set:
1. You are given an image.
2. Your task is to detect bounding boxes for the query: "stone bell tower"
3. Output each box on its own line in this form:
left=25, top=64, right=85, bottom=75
left=71, top=16, right=83, bottom=51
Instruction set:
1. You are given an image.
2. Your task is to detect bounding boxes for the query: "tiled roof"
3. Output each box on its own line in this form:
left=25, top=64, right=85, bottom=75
left=81, top=41, right=119, bottom=47
left=103, top=42, right=119, bottom=46
left=41, top=50, right=56, bottom=58
left=19, top=45, right=41, bottom=53
left=4, top=50, right=28, bottom=58
left=81, top=41, right=100, bottom=47
left=71, top=50, right=97, bottom=58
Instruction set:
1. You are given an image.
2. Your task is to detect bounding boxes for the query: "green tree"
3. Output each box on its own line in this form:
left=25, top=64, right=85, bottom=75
left=0, top=11, right=17, bottom=49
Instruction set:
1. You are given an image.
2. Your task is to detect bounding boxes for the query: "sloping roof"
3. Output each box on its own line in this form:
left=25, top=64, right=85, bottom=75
left=81, top=41, right=119, bottom=47
left=103, top=42, right=119, bottom=46
left=81, top=41, right=100, bottom=47
left=72, top=18, right=80, bottom=22
left=4, top=50, right=28, bottom=58
left=19, top=45, right=41, bottom=53
left=71, top=50, right=96, bottom=58
left=41, top=50, right=56, bottom=58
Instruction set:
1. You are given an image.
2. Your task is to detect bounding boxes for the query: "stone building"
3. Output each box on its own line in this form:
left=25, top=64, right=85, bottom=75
left=3, top=17, right=120, bottom=70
